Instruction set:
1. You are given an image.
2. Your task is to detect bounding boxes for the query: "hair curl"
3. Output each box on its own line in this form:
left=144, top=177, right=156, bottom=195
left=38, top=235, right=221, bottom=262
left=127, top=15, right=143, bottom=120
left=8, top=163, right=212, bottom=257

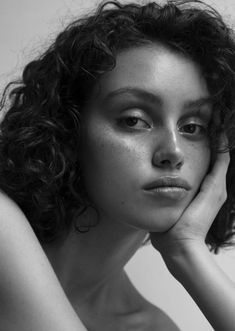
left=1, top=0, right=235, bottom=251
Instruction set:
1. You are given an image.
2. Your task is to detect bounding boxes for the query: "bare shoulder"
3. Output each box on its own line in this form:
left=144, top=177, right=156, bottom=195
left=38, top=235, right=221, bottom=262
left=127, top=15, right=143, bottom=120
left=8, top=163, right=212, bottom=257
left=144, top=302, right=181, bottom=331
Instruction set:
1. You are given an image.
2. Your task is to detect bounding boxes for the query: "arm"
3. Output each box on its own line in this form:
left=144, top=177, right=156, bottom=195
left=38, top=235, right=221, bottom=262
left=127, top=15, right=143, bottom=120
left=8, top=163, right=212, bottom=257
left=166, top=242, right=235, bottom=331
left=0, top=190, right=87, bottom=331
left=151, top=135, right=235, bottom=331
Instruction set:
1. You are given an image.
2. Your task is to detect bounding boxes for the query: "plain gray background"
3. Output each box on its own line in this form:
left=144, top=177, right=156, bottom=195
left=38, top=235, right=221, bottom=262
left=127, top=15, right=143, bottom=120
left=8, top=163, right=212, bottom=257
left=1, top=1, right=235, bottom=330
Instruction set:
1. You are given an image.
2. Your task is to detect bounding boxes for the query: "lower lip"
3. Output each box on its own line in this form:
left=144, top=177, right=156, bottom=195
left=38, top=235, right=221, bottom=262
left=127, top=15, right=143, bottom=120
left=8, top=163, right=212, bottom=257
left=144, top=187, right=188, bottom=200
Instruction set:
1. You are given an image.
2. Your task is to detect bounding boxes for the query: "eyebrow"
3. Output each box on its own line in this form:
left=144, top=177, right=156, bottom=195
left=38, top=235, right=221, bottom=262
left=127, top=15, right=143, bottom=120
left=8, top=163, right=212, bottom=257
left=103, top=87, right=162, bottom=105
left=102, top=87, right=213, bottom=109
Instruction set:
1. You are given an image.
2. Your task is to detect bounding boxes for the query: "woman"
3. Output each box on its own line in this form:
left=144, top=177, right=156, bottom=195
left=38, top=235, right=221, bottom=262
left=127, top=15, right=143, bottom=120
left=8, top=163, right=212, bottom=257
left=0, top=0, right=235, bottom=330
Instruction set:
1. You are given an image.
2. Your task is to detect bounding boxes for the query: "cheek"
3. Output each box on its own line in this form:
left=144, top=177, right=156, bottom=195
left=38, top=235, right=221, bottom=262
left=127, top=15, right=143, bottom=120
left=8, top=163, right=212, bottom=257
left=186, top=142, right=211, bottom=187
left=80, top=128, right=140, bottom=199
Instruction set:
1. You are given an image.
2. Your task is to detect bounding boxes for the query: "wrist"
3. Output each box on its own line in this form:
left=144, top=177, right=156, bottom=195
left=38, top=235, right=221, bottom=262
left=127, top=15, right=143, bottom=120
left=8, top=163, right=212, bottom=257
left=161, top=240, right=209, bottom=280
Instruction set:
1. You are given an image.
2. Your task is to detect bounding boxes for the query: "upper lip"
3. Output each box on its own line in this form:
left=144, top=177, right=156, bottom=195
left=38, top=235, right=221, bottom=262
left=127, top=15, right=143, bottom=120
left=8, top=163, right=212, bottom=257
left=143, top=176, right=191, bottom=191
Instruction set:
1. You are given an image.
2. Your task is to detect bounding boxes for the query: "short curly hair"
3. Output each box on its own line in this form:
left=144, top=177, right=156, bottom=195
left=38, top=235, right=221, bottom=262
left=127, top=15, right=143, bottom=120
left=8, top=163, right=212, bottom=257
left=1, top=0, right=235, bottom=251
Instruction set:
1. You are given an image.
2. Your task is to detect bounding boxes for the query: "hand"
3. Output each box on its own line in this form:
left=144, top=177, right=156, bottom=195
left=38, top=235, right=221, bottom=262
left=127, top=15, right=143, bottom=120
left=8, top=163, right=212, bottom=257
left=150, top=134, right=230, bottom=259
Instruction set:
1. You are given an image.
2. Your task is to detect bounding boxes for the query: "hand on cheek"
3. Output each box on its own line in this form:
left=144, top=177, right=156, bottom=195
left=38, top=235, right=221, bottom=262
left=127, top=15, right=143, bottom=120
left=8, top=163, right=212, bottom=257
left=150, top=133, right=230, bottom=258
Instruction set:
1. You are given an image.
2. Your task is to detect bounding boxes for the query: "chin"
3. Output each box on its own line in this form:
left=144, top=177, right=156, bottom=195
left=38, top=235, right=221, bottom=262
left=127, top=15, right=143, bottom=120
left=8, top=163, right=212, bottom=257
left=129, top=206, right=186, bottom=233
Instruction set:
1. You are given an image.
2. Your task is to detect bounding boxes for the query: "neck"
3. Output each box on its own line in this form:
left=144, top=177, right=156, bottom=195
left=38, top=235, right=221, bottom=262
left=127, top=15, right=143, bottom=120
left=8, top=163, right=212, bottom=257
left=42, top=208, right=147, bottom=305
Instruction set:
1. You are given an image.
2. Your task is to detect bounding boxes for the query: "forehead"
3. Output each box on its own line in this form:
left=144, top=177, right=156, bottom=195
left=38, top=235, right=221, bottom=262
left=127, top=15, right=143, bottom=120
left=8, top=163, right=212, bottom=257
left=92, top=44, right=210, bottom=105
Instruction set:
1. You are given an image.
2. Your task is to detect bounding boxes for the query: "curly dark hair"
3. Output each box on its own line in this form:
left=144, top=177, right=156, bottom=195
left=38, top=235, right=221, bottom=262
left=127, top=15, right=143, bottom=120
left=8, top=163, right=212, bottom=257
left=1, top=0, right=235, bottom=251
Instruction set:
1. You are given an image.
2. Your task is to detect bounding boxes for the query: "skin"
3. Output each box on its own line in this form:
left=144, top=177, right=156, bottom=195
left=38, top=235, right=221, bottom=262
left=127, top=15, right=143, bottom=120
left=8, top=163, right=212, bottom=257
left=0, top=44, right=232, bottom=331
left=42, top=44, right=214, bottom=329
left=80, top=44, right=212, bottom=233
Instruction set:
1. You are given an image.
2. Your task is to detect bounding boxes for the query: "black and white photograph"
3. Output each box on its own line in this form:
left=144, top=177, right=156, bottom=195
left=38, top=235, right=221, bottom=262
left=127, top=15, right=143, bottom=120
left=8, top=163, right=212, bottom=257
left=1, top=1, right=235, bottom=330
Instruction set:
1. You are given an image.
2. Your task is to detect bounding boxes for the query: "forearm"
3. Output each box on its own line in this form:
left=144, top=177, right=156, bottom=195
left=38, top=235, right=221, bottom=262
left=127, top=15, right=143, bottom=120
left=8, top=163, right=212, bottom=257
left=165, top=243, right=235, bottom=331
left=0, top=191, right=87, bottom=331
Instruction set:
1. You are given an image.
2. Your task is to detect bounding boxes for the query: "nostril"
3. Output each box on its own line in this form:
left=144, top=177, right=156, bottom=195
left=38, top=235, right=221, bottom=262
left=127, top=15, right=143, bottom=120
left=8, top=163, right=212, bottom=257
left=152, top=137, right=185, bottom=169
left=153, top=153, right=184, bottom=169
left=176, top=161, right=183, bottom=170
left=160, top=160, right=171, bottom=165
left=160, top=159, right=183, bottom=169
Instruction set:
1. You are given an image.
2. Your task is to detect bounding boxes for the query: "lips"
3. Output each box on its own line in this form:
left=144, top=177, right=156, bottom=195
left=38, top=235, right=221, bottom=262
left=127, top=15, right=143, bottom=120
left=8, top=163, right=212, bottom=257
left=143, top=176, right=191, bottom=191
left=143, top=176, right=191, bottom=201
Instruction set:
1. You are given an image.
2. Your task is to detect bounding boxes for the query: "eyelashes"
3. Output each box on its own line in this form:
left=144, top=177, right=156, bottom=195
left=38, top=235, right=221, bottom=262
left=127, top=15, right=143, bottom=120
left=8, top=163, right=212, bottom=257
left=118, top=116, right=150, bottom=129
left=118, top=116, right=208, bottom=136
left=179, top=123, right=208, bottom=135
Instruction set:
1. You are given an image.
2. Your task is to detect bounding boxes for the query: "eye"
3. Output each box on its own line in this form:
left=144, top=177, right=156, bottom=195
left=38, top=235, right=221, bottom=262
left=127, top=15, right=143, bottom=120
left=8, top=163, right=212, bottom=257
left=119, top=116, right=150, bottom=129
left=180, top=123, right=207, bottom=135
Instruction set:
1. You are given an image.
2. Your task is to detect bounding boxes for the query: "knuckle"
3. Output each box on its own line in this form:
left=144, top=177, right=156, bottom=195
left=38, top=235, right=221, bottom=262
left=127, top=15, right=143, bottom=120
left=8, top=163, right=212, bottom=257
left=217, top=191, right=227, bottom=204
left=223, top=190, right=228, bottom=201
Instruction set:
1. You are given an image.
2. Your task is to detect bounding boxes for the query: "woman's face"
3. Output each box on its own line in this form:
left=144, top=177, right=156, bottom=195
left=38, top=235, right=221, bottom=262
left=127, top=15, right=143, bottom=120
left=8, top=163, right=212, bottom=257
left=79, top=45, right=212, bottom=232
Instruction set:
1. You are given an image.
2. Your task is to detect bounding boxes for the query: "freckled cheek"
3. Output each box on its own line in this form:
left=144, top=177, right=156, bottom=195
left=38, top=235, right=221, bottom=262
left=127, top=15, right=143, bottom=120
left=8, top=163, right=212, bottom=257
left=185, top=142, right=211, bottom=186
left=80, top=134, right=141, bottom=189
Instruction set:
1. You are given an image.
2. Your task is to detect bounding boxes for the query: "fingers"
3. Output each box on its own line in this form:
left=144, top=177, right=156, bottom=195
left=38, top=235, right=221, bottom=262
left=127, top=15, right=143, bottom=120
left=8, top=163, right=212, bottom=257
left=152, top=133, right=231, bottom=246
left=181, top=134, right=230, bottom=232
left=204, top=133, right=230, bottom=195
left=201, top=134, right=229, bottom=200
left=219, top=133, right=230, bottom=164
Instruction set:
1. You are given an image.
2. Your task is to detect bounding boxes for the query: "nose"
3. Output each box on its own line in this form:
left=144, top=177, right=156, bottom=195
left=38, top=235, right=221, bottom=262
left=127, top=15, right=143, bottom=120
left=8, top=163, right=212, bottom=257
left=152, top=128, right=184, bottom=170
